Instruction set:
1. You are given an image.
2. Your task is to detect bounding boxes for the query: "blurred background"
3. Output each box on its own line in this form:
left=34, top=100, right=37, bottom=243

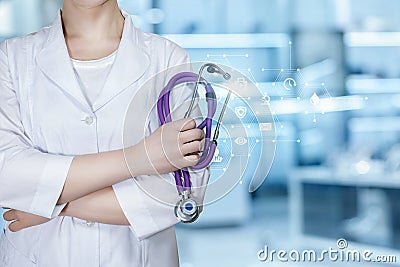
left=1, top=0, right=400, bottom=266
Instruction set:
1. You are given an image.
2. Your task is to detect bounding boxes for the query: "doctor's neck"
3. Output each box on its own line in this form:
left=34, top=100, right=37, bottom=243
left=61, top=0, right=124, bottom=60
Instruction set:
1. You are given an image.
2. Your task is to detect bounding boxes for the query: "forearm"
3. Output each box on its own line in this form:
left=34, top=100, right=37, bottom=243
left=61, top=186, right=129, bottom=225
left=58, top=118, right=203, bottom=205
left=58, top=147, right=137, bottom=205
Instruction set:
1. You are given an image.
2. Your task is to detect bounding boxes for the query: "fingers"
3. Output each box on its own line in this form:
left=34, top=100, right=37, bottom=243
left=3, top=209, right=16, bottom=221
left=177, top=118, right=196, bottom=132
left=184, top=154, right=200, bottom=165
left=181, top=140, right=202, bottom=155
left=9, top=220, right=23, bottom=232
left=3, top=210, right=22, bottom=232
left=180, top=128, right=204, bottom=144
left=153, top=118, right=204, bottom=172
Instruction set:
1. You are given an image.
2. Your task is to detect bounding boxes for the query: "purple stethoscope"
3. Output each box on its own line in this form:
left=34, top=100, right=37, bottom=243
left=157, top=63, right=231, bottom=223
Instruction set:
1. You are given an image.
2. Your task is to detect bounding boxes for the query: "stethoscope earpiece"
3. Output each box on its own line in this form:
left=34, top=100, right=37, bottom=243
left=207, top=65, right=231, bottom=80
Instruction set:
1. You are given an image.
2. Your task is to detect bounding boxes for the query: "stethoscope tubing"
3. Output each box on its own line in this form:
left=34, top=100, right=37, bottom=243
left=157, top=72, right=218, bottom=193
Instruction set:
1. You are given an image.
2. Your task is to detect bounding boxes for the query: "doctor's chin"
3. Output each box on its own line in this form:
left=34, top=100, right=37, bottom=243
left=1, top=0, right=400, bottom=266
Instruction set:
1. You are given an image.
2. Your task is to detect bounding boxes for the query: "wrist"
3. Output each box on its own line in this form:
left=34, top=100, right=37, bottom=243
left=124, top=142, right=147, bottom=177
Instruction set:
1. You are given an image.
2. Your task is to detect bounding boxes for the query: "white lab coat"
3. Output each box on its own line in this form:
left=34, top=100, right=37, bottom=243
left=0, top=9, right=208, bottom=267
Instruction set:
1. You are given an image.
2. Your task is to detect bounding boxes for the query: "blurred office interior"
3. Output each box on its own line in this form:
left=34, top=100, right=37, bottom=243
left=1, top=0, right=400, bottom=266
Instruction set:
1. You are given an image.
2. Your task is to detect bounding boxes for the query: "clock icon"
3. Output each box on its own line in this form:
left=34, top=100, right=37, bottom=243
left=283, top=78, right=297, bottom=90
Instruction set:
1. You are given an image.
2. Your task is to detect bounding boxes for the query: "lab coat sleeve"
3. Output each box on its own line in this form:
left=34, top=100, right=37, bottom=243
left=0, top=40, right=73, bottom=219
left=113, top=42, right=209, bottom=240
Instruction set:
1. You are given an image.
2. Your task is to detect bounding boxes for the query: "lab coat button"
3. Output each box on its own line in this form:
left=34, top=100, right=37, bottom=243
left=83, top=116, right=94, bottom=125
left=84, top=220, right=95, bottom=227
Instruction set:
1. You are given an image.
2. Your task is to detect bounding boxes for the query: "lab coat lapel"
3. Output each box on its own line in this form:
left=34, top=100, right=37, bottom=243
left=92, top=12, right=150, bottom=112
left=36, top=11, right=91, bottom=113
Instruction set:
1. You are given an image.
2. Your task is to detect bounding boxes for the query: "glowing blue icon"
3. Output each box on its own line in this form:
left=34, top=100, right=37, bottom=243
left=310, top=92, right=320, bottom=105
left=235, top=77, right=248, bottom=89
left=212, top=148, right=223, bottom=163
left=259, top=123, right=272, bottom=131
left=283, top=78, right=297, bottom=90
left=261, top=93, right=270, bottom=105
left=235, top=106, right=247, bottom=119
left=234, top=137, right=248, bottom=146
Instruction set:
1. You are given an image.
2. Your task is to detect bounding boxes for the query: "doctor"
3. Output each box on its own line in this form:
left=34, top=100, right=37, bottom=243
left=0, top=0, right=209, bottom=266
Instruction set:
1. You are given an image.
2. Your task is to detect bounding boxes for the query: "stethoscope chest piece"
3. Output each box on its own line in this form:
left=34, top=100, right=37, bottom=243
left=174, top=196, right=200, bottom=223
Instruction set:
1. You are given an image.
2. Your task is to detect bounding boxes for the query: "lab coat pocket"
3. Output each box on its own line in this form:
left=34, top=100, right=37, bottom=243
left=2, top=220, right=41, bottom=264
left=0, top=227, right=37, bottom=266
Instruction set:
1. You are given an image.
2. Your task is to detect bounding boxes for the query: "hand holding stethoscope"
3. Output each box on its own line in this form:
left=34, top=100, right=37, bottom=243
left=157, top=63, right=231, bottom=223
